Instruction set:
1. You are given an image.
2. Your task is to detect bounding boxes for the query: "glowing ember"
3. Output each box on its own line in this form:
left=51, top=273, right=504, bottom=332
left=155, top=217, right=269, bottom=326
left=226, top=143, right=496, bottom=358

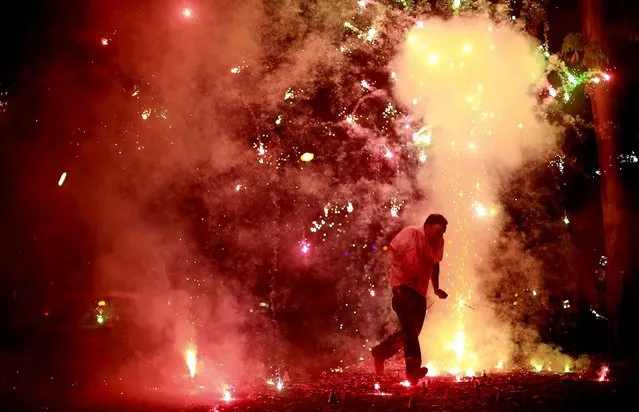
left=185, top=346, right=197, bottom=379
left=58, top=172, right=67, bottom=186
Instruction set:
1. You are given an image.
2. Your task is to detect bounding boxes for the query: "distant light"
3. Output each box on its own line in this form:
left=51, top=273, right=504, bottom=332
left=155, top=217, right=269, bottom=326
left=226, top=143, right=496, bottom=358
left=300, top=152, right=314, bottom=162
left=181, top=8, right=194, bottom=19
left=58, top=172, right=67, bottom=186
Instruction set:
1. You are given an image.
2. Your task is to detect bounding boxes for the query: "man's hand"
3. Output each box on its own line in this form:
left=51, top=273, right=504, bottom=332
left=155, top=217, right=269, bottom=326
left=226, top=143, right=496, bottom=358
left=434, top=288, right=448, bottom=300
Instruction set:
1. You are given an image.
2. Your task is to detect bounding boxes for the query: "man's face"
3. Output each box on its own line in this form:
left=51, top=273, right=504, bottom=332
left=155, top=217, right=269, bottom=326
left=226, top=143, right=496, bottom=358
left=424, top=223, right=446, bottom=241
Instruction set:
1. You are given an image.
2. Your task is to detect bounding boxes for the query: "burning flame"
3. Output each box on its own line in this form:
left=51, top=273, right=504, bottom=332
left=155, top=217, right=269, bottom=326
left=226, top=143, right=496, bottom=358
left=185, top=346, right=197, bottom=379
left=597, top=365, right=609, bottom=382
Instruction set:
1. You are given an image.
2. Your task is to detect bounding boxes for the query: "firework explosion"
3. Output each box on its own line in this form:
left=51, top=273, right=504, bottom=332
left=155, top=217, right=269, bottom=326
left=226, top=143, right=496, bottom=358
left=6, top=0, right=632, bottom=401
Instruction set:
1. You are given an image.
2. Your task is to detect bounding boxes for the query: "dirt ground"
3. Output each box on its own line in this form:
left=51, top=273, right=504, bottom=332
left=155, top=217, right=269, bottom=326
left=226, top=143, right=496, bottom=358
left=2, top=360, right=633, bottom=412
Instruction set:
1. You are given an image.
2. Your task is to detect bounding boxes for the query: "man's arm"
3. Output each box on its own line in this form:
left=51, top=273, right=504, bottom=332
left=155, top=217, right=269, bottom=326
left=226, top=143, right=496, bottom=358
left=432, top=262, right=440, bottom=291
left=432, top=263, right=448, bottom=299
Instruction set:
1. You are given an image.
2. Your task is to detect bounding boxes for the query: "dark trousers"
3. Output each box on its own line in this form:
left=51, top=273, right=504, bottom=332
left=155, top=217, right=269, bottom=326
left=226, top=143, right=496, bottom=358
left=372, top=285, right=427, bottom=375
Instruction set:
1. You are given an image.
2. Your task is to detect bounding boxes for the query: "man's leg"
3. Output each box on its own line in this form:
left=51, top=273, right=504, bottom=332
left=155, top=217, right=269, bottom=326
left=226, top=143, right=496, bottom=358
left=371, top=290, right=405, bottom=376
left=393, top=286, right=427, bottom=381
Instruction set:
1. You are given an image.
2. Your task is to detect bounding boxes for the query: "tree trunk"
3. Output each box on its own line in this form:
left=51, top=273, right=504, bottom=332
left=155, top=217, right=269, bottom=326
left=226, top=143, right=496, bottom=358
left=579, top=0, right=627, bottom=357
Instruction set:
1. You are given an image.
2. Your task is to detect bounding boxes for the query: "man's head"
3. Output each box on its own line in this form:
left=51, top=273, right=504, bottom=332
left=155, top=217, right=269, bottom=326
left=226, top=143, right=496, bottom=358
left=423, top=214, right=448, bottom=241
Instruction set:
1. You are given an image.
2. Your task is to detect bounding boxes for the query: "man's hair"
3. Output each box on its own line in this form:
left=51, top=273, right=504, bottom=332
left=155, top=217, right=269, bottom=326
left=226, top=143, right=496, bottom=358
left=424, top=213, right=448, bottom=226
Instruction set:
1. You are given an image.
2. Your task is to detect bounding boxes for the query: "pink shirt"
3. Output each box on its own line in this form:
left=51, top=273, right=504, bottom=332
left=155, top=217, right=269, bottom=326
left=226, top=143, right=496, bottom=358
left=389, top=226, right=444, bottom=297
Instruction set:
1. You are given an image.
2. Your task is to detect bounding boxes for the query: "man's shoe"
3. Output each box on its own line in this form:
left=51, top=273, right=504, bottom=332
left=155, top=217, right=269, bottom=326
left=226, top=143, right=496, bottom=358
left=407, top=367, right=428, bottom=385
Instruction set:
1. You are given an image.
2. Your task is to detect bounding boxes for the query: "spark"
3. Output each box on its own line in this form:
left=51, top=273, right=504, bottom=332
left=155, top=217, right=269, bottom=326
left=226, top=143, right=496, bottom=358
left=300, top=152, right=315, bottom=162
left=141, top=108, right=151, bottom=120
left=496, top=360, right=504, bottom=369
left=222, top=387, right=233, bottom=402
left=101, top=37, right=109, bottom=46
left=563, top=213, right=570, bottom=225
left=235, top=184, right=243, bottom=191
left=276, top=378, right=284, bottom=391
left=346, top=202, right=354, bottom=213
left=383, top=148, right=393, bottom=158
left=185, top=346, right=197, bottom=378
left=399, top=380, right=411, bottom=387
left=97, top=300, right=106, bottom=307
left=230, top=66, right=241, bottom=74
left=360, top=80, right=371, bottom=90
left=389, top=197, right=402, bottom=218
left=412, top=126, right=432, bottom=145
left=374, top=382, right=380, bottom=391
left=369, top=289, right=375, bottom=297
left=58, top=172, right=67, bottom=186
left=532, top=290, right=537, bottom=297
left=284, top=87, right=295, bottom=101
left=96, top=314, right=104, bottom=324
left=300, top=239, right=310, bottom=254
